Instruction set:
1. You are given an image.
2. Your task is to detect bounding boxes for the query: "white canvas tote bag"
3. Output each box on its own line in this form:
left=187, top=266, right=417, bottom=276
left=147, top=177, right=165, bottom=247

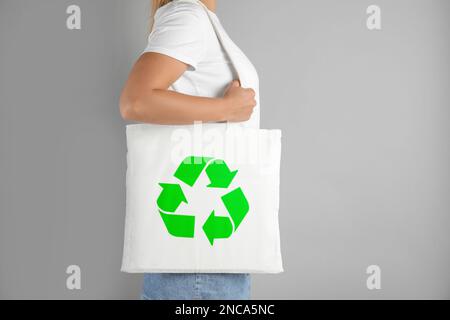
left=121, top=0, right=283, bottom=273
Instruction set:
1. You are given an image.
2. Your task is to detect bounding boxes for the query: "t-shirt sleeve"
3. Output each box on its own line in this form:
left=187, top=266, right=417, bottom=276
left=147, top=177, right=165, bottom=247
left=142, top=7, right=206, bottom=71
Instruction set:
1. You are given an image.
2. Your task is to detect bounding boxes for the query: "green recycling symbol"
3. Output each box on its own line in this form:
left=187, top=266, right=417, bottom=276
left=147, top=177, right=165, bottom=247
left=156, top=156, right=249, bottom=246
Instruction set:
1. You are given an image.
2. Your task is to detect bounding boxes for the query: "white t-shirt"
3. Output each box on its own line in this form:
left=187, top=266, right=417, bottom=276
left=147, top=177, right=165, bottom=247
left=141, top=0, right=260, bottom=128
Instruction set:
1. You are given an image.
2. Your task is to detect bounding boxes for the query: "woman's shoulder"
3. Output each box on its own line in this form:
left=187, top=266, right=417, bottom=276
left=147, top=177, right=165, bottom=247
left=155, top=0, right=209, bottom=24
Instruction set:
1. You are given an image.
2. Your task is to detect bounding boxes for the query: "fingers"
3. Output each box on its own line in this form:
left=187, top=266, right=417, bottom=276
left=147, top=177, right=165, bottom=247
left=246, top=88, right=255, bottom=98
left=244, top=88, right=256, bottom=105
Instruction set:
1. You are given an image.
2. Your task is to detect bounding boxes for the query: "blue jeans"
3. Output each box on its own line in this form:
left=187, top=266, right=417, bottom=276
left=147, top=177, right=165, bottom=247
left=141, top=273, right=251, bottom=300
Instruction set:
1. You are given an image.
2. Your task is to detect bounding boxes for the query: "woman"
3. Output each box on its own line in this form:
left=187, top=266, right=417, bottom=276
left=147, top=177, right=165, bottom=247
left=119, top=0, right=259, bottom=300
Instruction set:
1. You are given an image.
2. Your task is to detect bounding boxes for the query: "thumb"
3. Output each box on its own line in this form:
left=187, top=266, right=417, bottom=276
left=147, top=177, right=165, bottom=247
left=231, top=79, right=241, bottom=87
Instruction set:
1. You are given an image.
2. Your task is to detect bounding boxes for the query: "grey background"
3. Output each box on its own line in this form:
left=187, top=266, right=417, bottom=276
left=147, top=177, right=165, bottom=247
left=1, top=0, right=449, bottom=299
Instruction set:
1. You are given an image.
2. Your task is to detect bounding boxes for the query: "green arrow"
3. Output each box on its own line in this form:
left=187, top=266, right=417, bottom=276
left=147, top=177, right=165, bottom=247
left=157, top=183, right=187, bottom=212
left=221, top=187, right=249, bottom=230
left=202, top=210, right=233, bottom=245
left=159, top=210, right=195, bottom=238
left=205, top=160, right=238, bottom=188
left=174, top=156, right=212, bottom=186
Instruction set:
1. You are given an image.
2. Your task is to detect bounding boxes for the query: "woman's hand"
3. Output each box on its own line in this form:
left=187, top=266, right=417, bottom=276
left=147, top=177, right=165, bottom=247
left=222, top=80, right=257, bottom=122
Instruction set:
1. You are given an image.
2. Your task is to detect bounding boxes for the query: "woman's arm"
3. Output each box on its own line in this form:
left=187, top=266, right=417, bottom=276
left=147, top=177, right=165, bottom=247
left=119, top=52, right=256, bottom=125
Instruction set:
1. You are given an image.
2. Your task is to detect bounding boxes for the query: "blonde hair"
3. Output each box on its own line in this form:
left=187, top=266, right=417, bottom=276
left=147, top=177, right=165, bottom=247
left=149, top=0, right=172, bottom=32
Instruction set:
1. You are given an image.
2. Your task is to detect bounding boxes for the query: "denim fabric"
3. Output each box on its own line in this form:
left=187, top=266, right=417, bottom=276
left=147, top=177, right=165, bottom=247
left=141, top=273, right=251, bottom=300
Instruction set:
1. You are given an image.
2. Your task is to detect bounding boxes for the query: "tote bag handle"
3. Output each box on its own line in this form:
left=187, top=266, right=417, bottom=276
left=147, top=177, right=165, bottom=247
left=196, top=0, right=251, bottom=89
